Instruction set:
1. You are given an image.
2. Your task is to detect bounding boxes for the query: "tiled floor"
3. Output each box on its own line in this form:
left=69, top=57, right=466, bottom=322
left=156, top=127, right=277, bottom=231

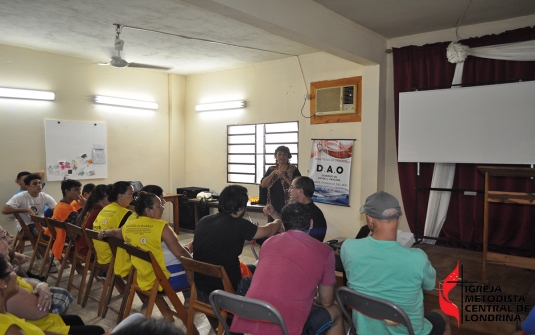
left=31, top=232, right=260, bottom=335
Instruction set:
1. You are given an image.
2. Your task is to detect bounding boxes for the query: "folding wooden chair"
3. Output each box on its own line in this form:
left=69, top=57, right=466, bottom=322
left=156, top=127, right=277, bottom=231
left=13, top=213, right=37, bottom=254
left=27, top=215, right=54, bottom=278
left=180, top=257, right=234, bottom=335
left=336, top=286, right=415, bottom=335
left=46, top=218, right=70, bottom=285
left=209, top=290, right=290, bottom=335
left=82, top=229, right=124, bottom=318
left=64, top=222, right=92, bottom=303
left=118, top=241, right=193, bottom=330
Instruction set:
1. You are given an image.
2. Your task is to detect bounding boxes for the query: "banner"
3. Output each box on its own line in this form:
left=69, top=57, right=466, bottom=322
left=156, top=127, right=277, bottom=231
left=309, top=140, right=354, bottom=206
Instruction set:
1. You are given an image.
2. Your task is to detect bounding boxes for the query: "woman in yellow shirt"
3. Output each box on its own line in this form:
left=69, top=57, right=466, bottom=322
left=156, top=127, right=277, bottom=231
left=99, top=191, right=191, bottom=292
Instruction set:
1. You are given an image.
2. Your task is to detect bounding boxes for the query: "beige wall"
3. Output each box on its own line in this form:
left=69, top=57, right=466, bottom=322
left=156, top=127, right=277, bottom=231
left=0, top=44, right=186, bottom=231
left=184, top=52, right=376, bottom=240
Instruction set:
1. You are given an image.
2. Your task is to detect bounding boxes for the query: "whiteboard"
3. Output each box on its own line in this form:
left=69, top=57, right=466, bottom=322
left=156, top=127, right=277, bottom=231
left=45, top=120, right=108, bottom=181
left=398, top=80, right=535, bottom=164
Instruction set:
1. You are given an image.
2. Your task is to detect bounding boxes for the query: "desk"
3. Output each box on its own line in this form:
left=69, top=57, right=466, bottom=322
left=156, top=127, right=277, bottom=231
left=478, top=166, right=535, bottom=283
left=162, top=194, right=181, bottom=234
left=188, top=198, right=265, bottom=225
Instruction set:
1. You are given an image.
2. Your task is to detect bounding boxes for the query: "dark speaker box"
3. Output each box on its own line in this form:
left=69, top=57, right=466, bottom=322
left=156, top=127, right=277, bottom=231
left=176, top=187, right=210, bottom=231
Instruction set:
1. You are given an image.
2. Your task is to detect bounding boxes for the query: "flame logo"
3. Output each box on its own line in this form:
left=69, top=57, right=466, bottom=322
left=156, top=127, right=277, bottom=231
left=439, top=261, right=460, bottom=328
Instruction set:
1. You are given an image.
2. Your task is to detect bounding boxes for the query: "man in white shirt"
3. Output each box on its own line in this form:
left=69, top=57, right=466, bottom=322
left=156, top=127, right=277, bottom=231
left=2, top=173, right=56, bottom=238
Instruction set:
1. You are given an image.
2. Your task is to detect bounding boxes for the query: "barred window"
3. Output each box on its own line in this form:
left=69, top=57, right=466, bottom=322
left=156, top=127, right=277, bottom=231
left=227, top=121, right=299, bottom=184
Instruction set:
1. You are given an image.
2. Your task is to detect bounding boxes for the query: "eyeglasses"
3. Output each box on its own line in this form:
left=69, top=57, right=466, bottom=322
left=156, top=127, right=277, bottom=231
left=288, top=185, right=301, bottom=190
left=1, top=265, right=17, bottom=279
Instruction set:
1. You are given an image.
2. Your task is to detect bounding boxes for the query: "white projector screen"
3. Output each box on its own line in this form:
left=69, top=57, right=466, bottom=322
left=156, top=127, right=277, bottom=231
left=398, top=80, right=535, bottom=164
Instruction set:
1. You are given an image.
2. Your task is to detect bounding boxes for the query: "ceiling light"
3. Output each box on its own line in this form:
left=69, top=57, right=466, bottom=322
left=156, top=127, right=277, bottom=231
left=195, top=100, right=246, bottom=112
left=0, top=87, right=55, bottom=101
left=94, top=95, right=158, bottom=110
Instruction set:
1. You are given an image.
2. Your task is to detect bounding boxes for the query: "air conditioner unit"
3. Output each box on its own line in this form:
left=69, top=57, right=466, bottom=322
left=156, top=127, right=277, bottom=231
left=315, top=85, right=356, bottom=116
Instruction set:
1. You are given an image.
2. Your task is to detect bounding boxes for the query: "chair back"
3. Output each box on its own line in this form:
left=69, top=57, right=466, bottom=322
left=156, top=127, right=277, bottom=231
left=63, top=222, right=92, bottom=303
left=180, top=257, right=234, bottom=335
left=180, top=257, right=234, bottom=293
left=116, top=241, right=190, bottom=326
left=46, top=218, right=66, bottom=238
left=336, top=286, right=415, bottom=335
left=209, top=290, right=290, bottom=335
left=14, top=213, right=37, bottom=248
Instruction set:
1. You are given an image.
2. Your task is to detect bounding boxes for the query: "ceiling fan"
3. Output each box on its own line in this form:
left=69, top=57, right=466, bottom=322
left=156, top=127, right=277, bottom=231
left=99, top=24, right=172, bottom=71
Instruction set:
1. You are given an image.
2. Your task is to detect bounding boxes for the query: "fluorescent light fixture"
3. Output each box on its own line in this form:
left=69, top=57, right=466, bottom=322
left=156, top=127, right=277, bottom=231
left=195, top=100, right=245, bottom=112
left=94, top=95, right=158, bottom=110
left=0, top=87, right=55, bottom=101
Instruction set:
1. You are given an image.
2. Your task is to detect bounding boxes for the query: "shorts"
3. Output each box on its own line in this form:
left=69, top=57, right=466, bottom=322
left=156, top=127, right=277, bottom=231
left=301, top=305, right=332, bottom=335
left=425, top=311, right=446, bottom=335
left=166, top=263, right=189, bottom=291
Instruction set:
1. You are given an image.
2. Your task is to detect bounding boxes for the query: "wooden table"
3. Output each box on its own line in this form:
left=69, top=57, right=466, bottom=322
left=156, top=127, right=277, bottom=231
left=478, top=166, right=535, bottom=283
left=162, top=194, right=181, bottom=234
left=188, top=198, right=265, bottom=225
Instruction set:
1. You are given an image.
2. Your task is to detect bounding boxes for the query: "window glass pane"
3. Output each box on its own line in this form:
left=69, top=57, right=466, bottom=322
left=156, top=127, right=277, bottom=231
left=265, top=133, right=298, bottom=143
left=228, top=124, right=255, bottom=135
left=228, top=164, right=255, bottom=173
left=228, top=134, right=255, bottom=144
left=265, top=122, right=298, bottom=133
left=228, top=155, right=255, bottom=163
left=228, top=145, right=255, bottom=154
left=228, top=174, right=255, bottom=183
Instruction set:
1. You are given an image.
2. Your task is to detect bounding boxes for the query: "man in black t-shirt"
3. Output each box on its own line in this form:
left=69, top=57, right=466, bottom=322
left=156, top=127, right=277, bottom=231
left=192, top=185, right=282, bottom=302
left=263, top=176, right=328, bottom=242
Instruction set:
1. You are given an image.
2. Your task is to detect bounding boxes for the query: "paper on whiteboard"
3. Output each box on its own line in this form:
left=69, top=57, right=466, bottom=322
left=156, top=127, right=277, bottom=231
left=92, top=144, right=106, bottom=164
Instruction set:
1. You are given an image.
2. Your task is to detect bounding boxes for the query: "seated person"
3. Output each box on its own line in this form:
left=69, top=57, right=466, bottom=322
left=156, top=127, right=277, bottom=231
left=263, top=176, right=327, bottom=242
left=45, top=179, right=84, bottom=260
left=231, top=202, right=343, bottom=335
left=2, top=173, right=56, bottom=239
left=75, top=184, right=110, bottom=256
left=0, top=240, right=102, bottom=335
left=14, top=171, right=45, bottom=194
left=71, top=183, right=94, bottom=212
left=110, top=314, right=185, bottom=335
left=99, top=191, right=191, bottom=292
left=0, top=225, right=73, bottom=315
left=193, top=185, right=282, bottom=302
left=341, top=191, right=451, bottom=335
left=92, top=181, right=134, bottom=279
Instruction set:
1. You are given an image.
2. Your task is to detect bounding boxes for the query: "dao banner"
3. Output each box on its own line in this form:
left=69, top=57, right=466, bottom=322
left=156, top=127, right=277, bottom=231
left=309, top=140, right=354, bottom=206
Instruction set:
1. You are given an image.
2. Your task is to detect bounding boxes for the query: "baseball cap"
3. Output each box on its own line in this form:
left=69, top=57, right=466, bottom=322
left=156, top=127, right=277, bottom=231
left=360, top=191, right=402, bottom=220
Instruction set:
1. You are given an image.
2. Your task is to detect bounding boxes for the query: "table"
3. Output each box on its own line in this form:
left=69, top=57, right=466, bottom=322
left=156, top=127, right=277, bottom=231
left=162, top=194, right=181, bottom=234
left=188, top=198, right=265, bottom=225
left=478, top=166, right=535, bottom=283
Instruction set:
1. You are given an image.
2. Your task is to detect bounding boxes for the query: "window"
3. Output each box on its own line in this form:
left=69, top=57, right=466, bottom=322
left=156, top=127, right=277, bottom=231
left=227, top=121, right=299, bottom=184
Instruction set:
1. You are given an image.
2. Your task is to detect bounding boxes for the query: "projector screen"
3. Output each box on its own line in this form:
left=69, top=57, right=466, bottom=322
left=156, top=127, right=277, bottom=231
left=398, top=80, right=535, bottom=164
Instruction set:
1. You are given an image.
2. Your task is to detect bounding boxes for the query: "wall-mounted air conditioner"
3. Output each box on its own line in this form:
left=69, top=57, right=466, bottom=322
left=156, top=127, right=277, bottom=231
left=315, top=85, right=356, bottom=116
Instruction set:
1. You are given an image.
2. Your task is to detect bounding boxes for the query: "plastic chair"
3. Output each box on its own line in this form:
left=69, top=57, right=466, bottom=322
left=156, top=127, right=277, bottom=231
left=335, top=286, right=415, bottom=335
left=64, top=222, right=92, bottom=303
left=209, top=290, right=290, bottom=335
left=180, top=256, right=234, bottom=335
left=117, top=240, right=192, bottom=329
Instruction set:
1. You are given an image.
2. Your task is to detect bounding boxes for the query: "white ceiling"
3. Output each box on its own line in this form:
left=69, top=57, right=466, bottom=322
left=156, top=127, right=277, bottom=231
left=1, top=0, right=534, bottom=76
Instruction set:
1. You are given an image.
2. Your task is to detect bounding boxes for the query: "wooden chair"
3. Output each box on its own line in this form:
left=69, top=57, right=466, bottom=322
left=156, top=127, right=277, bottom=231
left=336, top=286, right=415, bottom=335
left=27, top=215, right=54, bottom=278
left=209, top=290, right=290, bottom=335
left=180, top=257, right=234, bottom=335
left=82, top=229, right=122, bottom=318
left=13, top=213, right=38, bottom=254
left=64, top=222, right=92, bottom=303
left=118, top=240, right=193, bottom=329
left=45, top=218, right=69, bottom=285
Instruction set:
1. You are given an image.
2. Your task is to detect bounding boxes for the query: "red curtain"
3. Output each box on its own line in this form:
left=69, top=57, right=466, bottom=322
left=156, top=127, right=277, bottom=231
left=393, top=26, right=535, bottom=255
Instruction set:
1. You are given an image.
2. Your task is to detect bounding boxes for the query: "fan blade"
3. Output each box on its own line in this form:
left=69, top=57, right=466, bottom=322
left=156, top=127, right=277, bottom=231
left=127, top=62, right=172, bottom=71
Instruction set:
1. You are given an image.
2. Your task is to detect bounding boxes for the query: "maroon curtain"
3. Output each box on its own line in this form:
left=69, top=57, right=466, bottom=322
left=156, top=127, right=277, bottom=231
left=393, top=26, right=535, bottom=255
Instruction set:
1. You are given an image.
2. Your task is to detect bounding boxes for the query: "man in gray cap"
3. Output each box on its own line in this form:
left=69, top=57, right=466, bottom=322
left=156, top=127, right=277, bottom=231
left=340, top=191, right=451, bottom=335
